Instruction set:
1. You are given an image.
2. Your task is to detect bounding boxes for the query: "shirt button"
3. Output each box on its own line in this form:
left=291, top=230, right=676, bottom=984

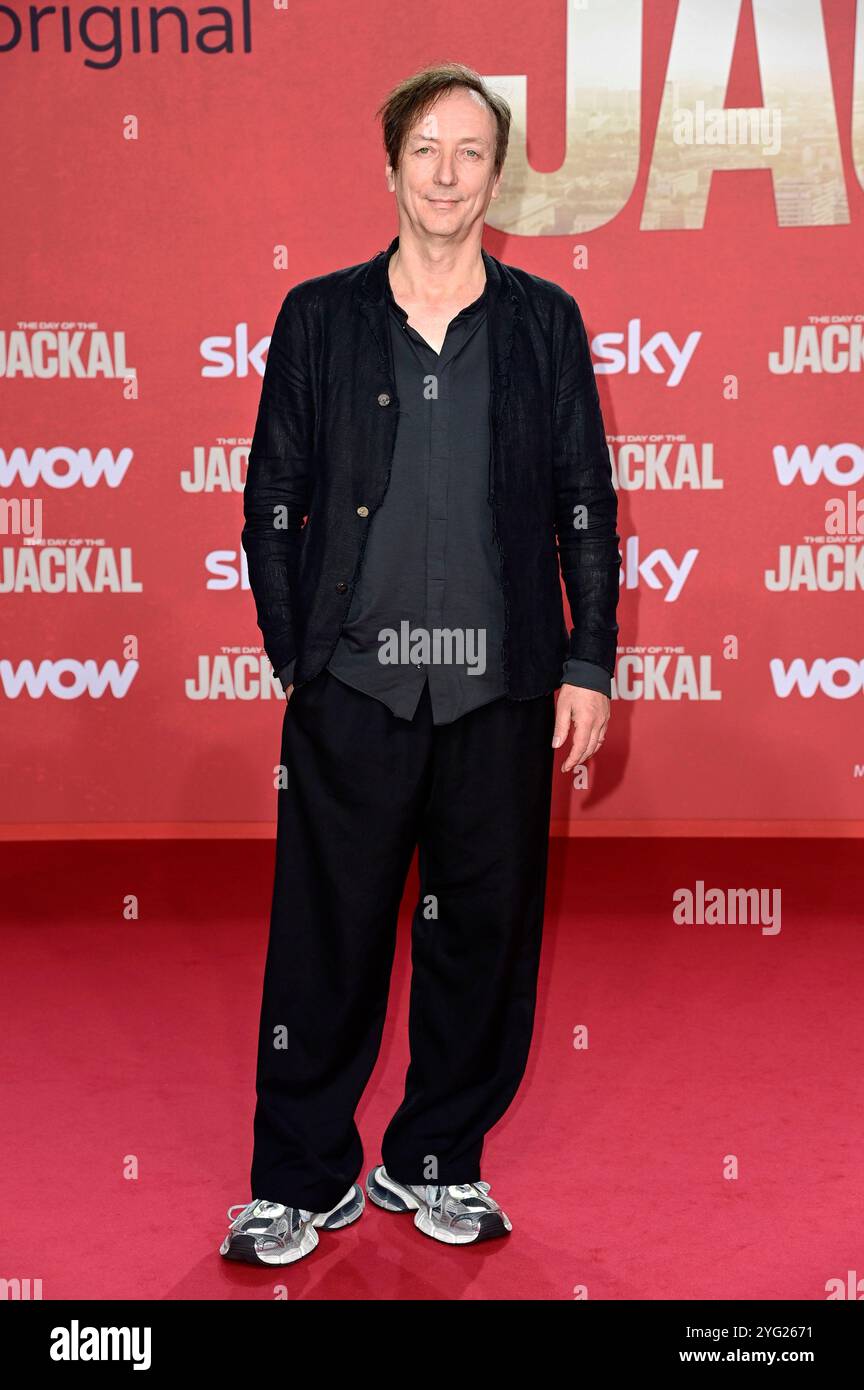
left=377, top=392, right=391, bottom=406
left=335, top=581, right=348, bottom=593
left=356, top=505, right=369, bottom=518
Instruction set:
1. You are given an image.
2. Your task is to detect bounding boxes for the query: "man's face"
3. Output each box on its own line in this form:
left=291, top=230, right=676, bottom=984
left=386, top=87, right=502, bottom=242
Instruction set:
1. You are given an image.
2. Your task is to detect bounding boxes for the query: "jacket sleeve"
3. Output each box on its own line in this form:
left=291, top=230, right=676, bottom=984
left=560, top=657, right=611, bottom=697
left=241, top=288, right=315, bottom=679
left=552, top=293, right=621, bottom=677
left=276, top=660, right=295, bottom=692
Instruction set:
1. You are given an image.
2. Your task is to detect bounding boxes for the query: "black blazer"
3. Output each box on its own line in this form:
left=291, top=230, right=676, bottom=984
left=241, top=234, right=620, bottom=700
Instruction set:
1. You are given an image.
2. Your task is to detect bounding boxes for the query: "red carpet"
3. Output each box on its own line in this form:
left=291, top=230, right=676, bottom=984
left=1, top=837, right=860, bottom=1301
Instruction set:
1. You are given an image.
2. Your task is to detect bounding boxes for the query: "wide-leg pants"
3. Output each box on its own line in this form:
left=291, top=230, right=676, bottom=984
left=250, top=668, right=556, bottom=1213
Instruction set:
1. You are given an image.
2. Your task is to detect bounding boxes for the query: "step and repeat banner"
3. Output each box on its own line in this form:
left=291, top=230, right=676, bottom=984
left=1, top=0, right=862, bottom=833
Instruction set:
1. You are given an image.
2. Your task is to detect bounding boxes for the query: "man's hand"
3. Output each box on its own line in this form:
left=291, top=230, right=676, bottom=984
left=552, top=685, right=610, bottom=773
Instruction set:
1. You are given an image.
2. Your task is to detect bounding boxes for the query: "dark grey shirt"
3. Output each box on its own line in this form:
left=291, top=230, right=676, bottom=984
left=278, top=263, right=611, bottom=720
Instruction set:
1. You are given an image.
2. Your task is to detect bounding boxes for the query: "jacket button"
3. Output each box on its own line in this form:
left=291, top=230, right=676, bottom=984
left=335, top=581, right=348, bottom=594
left=356, top=505, right=369, bottom=518
left=377, top=392, right=391, bottom=406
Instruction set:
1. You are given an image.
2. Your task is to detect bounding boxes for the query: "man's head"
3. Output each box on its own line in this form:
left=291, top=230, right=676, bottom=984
left=377, top=63, right=511, bottom=243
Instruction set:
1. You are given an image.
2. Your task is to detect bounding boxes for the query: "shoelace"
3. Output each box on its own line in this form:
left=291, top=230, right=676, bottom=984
left=423, top=1181, right=492, bottom=1217
left=226, top=1199, right=313, bottom=1225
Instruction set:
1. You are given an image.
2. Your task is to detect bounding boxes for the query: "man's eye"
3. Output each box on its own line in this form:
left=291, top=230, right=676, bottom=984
left=464, top=149, right=480, bottom=159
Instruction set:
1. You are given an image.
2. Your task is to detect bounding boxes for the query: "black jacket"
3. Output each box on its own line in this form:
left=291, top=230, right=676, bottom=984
left=241, top=234, right=621, bottom=700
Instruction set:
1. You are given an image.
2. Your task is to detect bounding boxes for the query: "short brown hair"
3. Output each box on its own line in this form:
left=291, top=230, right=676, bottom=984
left=376, top=62, right=511, bottom=178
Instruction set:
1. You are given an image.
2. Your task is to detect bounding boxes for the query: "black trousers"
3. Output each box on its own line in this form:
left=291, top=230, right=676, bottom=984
left=250, top=669, right=556, bottom=1213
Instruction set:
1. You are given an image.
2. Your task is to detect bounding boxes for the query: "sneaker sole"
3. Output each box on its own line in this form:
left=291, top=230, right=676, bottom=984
left=220, top=1222, right=319, bottom=1266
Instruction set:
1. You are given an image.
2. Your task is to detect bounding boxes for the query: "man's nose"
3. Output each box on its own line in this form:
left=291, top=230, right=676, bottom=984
left=433, top=156, right=458, bottom=185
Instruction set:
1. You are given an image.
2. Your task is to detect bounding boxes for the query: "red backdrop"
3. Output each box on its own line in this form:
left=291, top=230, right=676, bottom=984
left=2, top=0, right=862, bottom=835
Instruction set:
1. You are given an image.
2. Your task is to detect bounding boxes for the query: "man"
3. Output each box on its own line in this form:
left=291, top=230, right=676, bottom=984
left=221, top=62, right=620, bottom=1267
